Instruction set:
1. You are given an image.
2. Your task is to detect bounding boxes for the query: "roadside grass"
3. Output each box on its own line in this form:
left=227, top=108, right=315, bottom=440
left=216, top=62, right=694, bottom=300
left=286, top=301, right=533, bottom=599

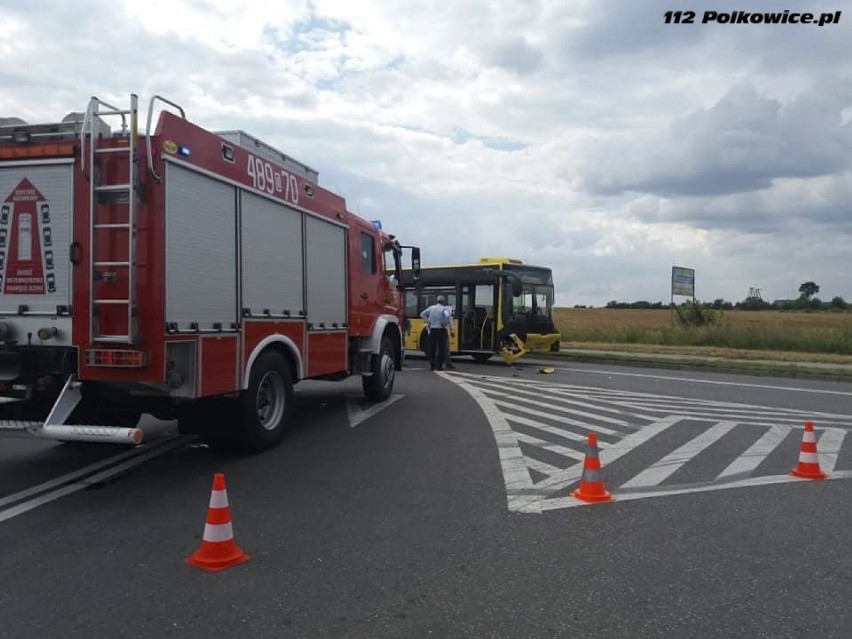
left=555, top=308, right=852, bottom=356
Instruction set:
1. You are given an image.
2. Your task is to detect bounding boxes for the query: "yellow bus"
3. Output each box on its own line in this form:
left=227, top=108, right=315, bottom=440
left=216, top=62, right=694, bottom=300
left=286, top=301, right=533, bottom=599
left=402, top=257, right=561, bottom=363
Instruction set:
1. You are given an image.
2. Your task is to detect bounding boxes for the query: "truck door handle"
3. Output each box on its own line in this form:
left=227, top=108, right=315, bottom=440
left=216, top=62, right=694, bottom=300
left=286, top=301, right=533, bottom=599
left=69, top=242, right=82, bottom=266
left=360, top=293, right=368, bottom=300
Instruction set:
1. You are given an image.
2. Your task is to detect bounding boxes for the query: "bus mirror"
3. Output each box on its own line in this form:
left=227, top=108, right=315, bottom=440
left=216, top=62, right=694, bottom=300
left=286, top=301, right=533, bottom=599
left=411, top=247, right=421, bottom=279
left=512, top=280, right=522, bottom=297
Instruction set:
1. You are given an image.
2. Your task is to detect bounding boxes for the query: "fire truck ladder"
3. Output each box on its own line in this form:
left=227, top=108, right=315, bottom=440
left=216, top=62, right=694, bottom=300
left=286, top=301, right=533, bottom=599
left=82, top=94, right=139, bottom=344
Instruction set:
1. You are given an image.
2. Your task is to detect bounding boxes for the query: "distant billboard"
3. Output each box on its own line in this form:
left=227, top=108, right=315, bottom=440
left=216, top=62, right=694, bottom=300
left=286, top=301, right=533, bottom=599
left=671, top=266, right=695, bottom=297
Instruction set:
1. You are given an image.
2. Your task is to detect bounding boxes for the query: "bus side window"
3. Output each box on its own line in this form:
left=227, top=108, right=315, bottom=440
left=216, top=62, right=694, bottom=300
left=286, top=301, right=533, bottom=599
left=404, top=290, right=418, bottom=317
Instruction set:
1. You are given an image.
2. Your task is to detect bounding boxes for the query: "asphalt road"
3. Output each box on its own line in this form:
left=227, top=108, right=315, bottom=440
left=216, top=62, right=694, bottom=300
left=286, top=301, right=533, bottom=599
left=0, top=357, right=850, bottom=638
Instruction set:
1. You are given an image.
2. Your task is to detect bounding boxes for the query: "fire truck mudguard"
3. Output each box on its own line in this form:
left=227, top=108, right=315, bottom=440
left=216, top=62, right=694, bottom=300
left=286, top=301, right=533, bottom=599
left=0, top=93, right=421, bottom=448
left=242, top=335, right=304, bottom=388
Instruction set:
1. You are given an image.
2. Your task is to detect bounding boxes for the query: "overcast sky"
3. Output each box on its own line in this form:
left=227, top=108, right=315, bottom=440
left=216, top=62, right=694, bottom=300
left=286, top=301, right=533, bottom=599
left=2, top=0, right=850, bottom=306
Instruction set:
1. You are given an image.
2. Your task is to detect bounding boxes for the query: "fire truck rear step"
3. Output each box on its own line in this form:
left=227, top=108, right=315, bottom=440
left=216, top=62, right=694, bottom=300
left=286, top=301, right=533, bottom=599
left=0, top=377, right=143, bottom=444
left=0, top=421, right=143, bottom=445
left=85, top=95, right=139, bottom=345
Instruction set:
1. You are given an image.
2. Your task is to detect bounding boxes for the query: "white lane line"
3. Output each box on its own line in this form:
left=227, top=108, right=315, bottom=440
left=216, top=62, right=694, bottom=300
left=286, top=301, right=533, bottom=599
left=490, top=396, right=629, bottom=437
left=0, top=436, right=183, bottom=509
left=716, top=425, right=791, bottom=480
left=817, top=428, right=847, bottom=473
left=514, top=433, right=586, bottom=462
left=347, top=394, right=404, bottom=428
left=557, top=366, right=852, bottom=397
left=620, top=421, right=738, bottom=489
left=438, top=373, right=540, bottom=514
left=525, top=415, right=684, bottom=499
left=541, top=470, right=852, bottom=511
left=0, top=436, right=190, bottom=524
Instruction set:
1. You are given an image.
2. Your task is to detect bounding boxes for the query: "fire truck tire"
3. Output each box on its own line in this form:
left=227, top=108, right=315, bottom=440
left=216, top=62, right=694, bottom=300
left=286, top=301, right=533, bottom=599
left=471, top=353, right=493, bottom=363
left=237, top=350, right=294, bottom=453
left=363, top=337, right=396, bottom=402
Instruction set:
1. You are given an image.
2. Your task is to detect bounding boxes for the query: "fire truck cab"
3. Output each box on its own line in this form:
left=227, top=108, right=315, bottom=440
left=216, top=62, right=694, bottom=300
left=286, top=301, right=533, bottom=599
left=0, top=94, right=420, bottom=453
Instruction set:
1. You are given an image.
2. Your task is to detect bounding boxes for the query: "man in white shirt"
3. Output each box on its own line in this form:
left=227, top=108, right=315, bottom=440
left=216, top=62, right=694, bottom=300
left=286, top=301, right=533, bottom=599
left=443, top=305, right=457, bottom=370
left=420, top=296, right=455, bottom=371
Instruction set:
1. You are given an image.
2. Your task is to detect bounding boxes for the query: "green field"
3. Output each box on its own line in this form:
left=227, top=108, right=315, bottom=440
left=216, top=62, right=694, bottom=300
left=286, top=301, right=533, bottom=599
left=554, top=308, right=852, bottom=358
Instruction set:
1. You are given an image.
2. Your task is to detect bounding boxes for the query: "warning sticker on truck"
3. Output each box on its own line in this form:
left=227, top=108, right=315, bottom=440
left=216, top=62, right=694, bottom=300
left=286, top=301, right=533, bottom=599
left=2, top=178, right=47, bottom=295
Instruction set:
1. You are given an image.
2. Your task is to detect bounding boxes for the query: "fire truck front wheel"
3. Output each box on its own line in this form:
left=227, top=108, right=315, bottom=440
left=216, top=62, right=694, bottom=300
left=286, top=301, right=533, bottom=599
left=239, top=350, right=294, bottom=452
left=362, top=337, right=396, bottom=402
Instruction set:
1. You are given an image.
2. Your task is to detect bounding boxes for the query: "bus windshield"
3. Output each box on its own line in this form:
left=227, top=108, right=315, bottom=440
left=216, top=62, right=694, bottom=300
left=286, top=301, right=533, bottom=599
left=507, top=284, right=554, bottom=321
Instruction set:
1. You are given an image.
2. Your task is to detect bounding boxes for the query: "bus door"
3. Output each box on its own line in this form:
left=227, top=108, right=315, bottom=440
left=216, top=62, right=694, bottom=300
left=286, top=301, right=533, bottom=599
left=457, top=285, right=475, bottom=351
left=465, top=284, right=496, bottom=351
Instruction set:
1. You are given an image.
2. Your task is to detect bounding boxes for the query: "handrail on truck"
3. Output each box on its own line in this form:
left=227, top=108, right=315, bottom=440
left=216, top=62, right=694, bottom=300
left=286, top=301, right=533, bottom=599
left=145, top=95, right=186, bottom=182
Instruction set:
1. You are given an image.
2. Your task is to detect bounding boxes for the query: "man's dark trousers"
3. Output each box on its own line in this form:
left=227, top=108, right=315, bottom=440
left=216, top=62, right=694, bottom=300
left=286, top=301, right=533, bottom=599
left=429, top=328, right=448, bottom=370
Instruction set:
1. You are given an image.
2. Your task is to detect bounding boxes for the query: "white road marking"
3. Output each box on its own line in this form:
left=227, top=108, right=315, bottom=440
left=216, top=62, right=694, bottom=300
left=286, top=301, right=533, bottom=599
left=514, top=433, right=585, bottom=462
left=716, top=425, right=791, bottom=480
left=0, top=446, right=152, bottom=510
left=438, top=373, right=539, bottom=513
left=606, top=399, right=849, bottom=426
left=526, top=415, right=684, bottom=501
left=346, top=394, right=404, bottom=428
left=523, top=456, right=566, bottom=477
left=817, top=428, right=847, bottom=473
left=496, top=408, right=608, bottom=446
left=0, top=436, right=190, bottom=524
left=490, top=397, right=628, bottom=438
left=451, top=371, right=852, bottom=423
left=445, top=370, right=852, bottom=512
left=557, top=366, right=852, bottom=397
left=541, top=469, right=852, bottom=511
left=547, top=389, right=660, bottom=421
left=477, top=382, right=631, bottom=427
left=620, top=421, right=738, bottom=489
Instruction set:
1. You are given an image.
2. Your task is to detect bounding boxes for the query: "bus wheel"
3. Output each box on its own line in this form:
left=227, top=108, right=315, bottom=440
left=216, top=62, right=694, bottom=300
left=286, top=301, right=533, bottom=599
left=363, top=337, right=395, bottom=402
left=472, top=353, right=492, bottom=363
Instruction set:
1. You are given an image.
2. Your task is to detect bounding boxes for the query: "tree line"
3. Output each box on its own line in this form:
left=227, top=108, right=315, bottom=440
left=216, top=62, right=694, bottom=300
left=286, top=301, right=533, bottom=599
left=602, top=281, right=848, bottom=311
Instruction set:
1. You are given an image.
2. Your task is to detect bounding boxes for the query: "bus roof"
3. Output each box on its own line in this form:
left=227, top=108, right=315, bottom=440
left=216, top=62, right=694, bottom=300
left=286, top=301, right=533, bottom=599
left=408, top=257, right=530, bottom=271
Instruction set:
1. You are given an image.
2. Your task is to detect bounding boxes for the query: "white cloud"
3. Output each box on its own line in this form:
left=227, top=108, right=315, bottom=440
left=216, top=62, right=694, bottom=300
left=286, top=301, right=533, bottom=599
left=1, top=0, right=851, bottom=306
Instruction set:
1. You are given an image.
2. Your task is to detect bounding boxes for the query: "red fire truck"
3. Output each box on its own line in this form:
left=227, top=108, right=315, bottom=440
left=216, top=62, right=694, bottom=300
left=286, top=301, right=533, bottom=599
left=0, top=94, right=420, bottom=452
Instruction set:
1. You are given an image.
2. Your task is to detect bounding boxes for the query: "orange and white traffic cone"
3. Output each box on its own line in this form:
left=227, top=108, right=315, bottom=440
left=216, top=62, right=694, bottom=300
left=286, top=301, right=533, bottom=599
left=571, top=432, right=613, bottom=503
left=186, top=473, right=251, bottom=571
left=790, top=421, right=828, bottom=480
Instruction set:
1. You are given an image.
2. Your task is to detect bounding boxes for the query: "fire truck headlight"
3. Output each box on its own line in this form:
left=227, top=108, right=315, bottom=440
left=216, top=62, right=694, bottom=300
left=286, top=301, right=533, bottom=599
left=37, top=326, right=59, bottom=341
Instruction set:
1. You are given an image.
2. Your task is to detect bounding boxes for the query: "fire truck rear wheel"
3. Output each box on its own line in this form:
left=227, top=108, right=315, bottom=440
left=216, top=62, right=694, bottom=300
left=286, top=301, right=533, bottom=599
left=238, top=350, right=294, bottom=452
left=362, top=337, right=396, bottom=402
